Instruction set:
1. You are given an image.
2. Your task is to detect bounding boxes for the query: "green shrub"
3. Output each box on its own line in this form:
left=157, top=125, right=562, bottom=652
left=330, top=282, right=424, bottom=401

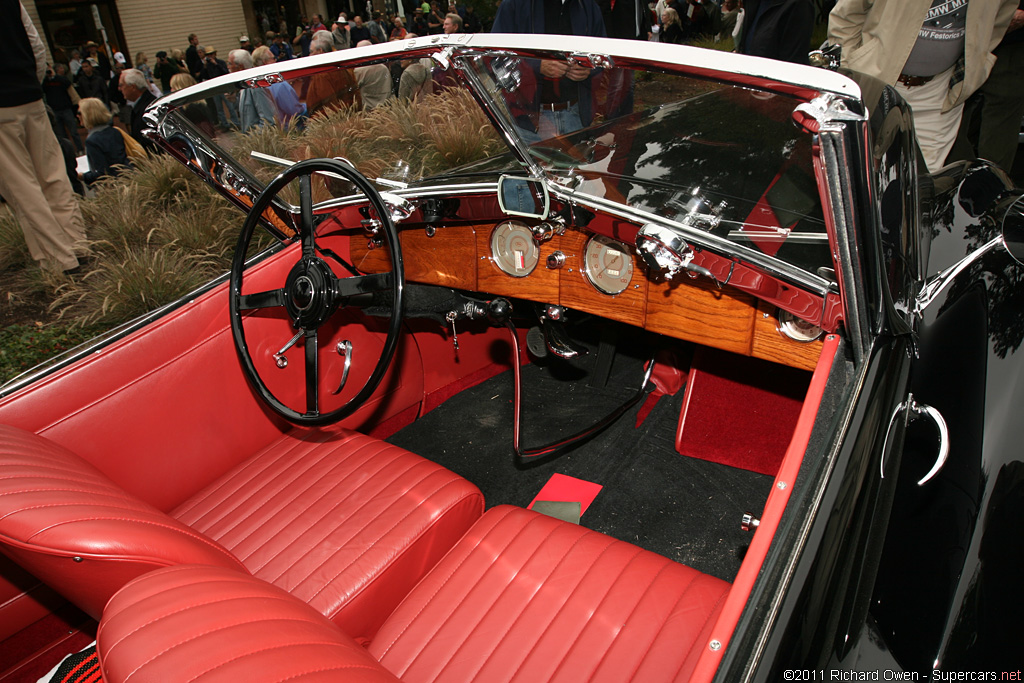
left=0, top=322, right=104, bottom=384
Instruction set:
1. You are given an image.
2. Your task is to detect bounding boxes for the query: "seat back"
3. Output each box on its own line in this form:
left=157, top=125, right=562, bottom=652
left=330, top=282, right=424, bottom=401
left=99, top=565, right=402, bottom=683
left=0, top=425, right=247, bottom=620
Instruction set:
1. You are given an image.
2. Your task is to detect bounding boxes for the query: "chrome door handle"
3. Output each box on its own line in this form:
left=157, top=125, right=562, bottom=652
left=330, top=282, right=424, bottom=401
left=881, top=393, right=949, bottom=486
left=910, top=400, right=948, bottom=486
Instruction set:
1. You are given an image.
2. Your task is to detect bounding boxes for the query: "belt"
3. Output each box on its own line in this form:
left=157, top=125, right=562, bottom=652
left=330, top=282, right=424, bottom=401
left=897, top=73, right=934, bottom=87
left=539, top=100, right=578, bottom=112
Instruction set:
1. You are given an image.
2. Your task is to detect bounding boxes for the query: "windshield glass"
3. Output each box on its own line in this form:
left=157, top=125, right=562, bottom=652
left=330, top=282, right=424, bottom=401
left=460, top=53, right=829, bottom=275
left=161, top=48, right=828, bottom=275
left=165, top=55, right=509, bottom=191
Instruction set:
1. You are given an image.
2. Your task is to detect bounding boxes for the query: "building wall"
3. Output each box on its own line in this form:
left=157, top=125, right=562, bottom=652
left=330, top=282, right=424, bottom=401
left=116, top=0, right=249, bottom=67
left=25, top=0, right=249, bottom=74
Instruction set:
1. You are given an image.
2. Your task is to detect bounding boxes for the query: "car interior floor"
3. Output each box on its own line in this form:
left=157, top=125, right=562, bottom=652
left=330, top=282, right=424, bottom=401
left=387, top=316, right=810, bottom=583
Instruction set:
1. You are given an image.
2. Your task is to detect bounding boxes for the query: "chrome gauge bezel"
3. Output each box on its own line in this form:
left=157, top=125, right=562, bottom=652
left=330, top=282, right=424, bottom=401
left=490, top=220, right=540, bottom=278
left=583, top=234, right=634, bottom=295
left=777, top=308, right=824, bottom=343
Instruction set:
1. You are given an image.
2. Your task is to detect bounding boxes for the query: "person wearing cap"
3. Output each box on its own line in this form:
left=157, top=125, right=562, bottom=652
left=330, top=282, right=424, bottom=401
left=153, top=51, right=181, bottom=93
left=82, top=39, right=112, bottom=79
left=410, top=8, right=429, bottom=35
left=239, top=35, right=254, bottom=53
left=200, top=46, right=240, bottom=130
left=331, top=15, right=351, bottom=49
left=269, top=32, right=294, bottom=61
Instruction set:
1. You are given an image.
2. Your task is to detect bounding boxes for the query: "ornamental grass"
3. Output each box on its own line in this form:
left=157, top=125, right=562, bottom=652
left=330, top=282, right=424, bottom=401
left=2, top=86, right=505, bottom=345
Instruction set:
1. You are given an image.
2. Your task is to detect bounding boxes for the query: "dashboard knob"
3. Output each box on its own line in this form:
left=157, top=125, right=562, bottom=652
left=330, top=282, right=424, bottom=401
left=546, top=251, right=566, bottom=269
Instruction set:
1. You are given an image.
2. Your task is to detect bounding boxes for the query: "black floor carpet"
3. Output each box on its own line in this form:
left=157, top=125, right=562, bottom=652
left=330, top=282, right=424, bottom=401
left=388, top=328, right=773, bottom=582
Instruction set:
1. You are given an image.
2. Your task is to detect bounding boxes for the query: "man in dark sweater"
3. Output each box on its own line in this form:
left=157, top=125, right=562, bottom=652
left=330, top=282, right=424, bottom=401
left=43, top=64, right=83, bottom=153
left=75, top=59, right=108, bottom=104
left=0, top=1, right=87, bottom=274
left=735, top=0, right=814, bottom=65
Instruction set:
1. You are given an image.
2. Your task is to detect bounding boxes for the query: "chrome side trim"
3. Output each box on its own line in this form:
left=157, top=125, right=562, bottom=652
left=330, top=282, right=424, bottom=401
left=553, top=186, right=833, bottom=296
left=801, top=94, right=870, bottom=366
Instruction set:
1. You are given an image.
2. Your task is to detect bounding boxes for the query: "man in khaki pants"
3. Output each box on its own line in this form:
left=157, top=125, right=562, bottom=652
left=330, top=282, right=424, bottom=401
left=0, top=1, right=86, bottom=274
left=828, top=0, right=1018, bottom=174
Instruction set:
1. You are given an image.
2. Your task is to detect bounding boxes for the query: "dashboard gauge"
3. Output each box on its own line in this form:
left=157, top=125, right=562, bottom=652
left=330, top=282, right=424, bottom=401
left=777, top=309, right=824, bottom=342
left=490, top=220, right=539, bottom=277
left=584, top=235, right=634, bottom=295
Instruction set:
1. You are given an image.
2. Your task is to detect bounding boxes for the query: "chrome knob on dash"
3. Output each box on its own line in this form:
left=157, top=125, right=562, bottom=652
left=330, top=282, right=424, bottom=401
left=741, top=513, right=760, bottom=532
left=547, top=251, right=566, bottom=269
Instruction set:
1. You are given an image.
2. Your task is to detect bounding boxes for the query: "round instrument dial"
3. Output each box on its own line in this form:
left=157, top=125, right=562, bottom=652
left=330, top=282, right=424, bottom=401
left=777, top=309, right=823, bottom=342
left=490, top=220, right=539, bottom=277
left=584, top=235, right=634, bottom=295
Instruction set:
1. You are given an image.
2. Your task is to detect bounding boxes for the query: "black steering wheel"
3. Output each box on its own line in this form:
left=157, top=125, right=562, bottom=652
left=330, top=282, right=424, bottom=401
left=229, top=158, right=404, bottom=426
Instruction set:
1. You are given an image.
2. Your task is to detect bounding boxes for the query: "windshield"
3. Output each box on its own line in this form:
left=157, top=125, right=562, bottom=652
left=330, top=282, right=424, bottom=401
left=157, top=46, right=828, bottom=275
left=459, top=53, right=829, bottom=275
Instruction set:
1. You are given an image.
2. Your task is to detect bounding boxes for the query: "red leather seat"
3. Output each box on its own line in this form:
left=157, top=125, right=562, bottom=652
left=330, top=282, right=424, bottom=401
left=97, top=506, right=731, bottom=683
left=0, top=424, right=483, bottom=640
left=370, top=506, right=730, bottom=683
left=99, top=564, right=402, bottom=683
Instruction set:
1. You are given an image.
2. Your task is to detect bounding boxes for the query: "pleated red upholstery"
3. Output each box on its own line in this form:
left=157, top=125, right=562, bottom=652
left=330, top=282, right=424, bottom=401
left=98, top=564, right=402, bottom=683
left=172, top=428, right=485, bottom=640
left=0, top=425, right=247, bottom=620
left=369, top=505, right=731, bottom=683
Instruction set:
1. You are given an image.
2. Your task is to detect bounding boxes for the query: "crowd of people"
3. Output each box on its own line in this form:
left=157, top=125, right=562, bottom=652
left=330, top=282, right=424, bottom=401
left=2, top=0, right=1023, bottom=277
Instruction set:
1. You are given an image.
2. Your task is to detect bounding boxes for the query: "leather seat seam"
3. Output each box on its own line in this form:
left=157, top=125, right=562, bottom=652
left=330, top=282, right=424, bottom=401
left=300, top=474, right=473, bottom=603
left=372, top=506, right=519, bottom=661
left=239, top=445, right=415, bottom=575
left=448, top=527, right=599, bottom=683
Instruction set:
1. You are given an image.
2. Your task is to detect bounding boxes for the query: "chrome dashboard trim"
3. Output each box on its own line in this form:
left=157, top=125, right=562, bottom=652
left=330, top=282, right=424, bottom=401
left=550, top=185, right=833, bottom=297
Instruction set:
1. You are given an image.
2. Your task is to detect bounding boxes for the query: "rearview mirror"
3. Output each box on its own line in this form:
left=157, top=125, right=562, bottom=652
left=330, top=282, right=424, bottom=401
left=1002, top=194, right=1024, bottom=266
left=498, top=175, right=549, bottom=220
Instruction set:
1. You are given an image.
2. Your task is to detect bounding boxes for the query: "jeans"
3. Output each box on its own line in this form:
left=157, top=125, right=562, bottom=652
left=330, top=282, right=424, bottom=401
left=208, top=94, right=240, bottom=129
left=517, top=103, right=584, bottom=145
left=53, top=107, right=83, bottom=153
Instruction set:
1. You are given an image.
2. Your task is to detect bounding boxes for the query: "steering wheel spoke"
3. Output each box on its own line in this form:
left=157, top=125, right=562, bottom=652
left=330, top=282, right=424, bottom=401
left=304, top=328, right=319, bottom=415
left=299, top=174, right=316, bottom=256
left=335, top=272, right=392, bottom=299
left=238, top=287, right=287, bottom=311
left=229, top=158, right=404, bottom=426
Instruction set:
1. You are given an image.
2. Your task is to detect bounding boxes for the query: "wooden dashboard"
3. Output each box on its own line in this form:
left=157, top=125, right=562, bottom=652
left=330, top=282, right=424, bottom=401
left=351, top=221, right=823, bottom=371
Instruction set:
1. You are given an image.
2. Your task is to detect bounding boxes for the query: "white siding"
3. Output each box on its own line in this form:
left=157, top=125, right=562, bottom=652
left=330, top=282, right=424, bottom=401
left=117, top=0, right=248, bottom=69
left=24, top=0, right=248, bottom=74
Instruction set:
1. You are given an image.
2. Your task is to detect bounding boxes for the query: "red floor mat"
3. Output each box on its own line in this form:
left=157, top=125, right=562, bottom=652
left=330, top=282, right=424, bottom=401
left=676, top=349, right=811, bottom=476
left=528, top=474, right=603, bottom=516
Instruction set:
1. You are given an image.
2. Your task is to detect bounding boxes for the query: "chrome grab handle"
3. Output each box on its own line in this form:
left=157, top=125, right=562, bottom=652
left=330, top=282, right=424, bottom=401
left=880, top=393, right=949, bottom=486
left=911, top=401, right=949, bottom=486
left=331, top=341, right=352, bottom=395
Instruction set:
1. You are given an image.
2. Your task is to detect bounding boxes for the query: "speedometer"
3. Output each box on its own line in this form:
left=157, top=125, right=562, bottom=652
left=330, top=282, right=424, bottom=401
left=490, top=221, right=539, bottom=277
left=583, top=235, right=634, bottom=295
